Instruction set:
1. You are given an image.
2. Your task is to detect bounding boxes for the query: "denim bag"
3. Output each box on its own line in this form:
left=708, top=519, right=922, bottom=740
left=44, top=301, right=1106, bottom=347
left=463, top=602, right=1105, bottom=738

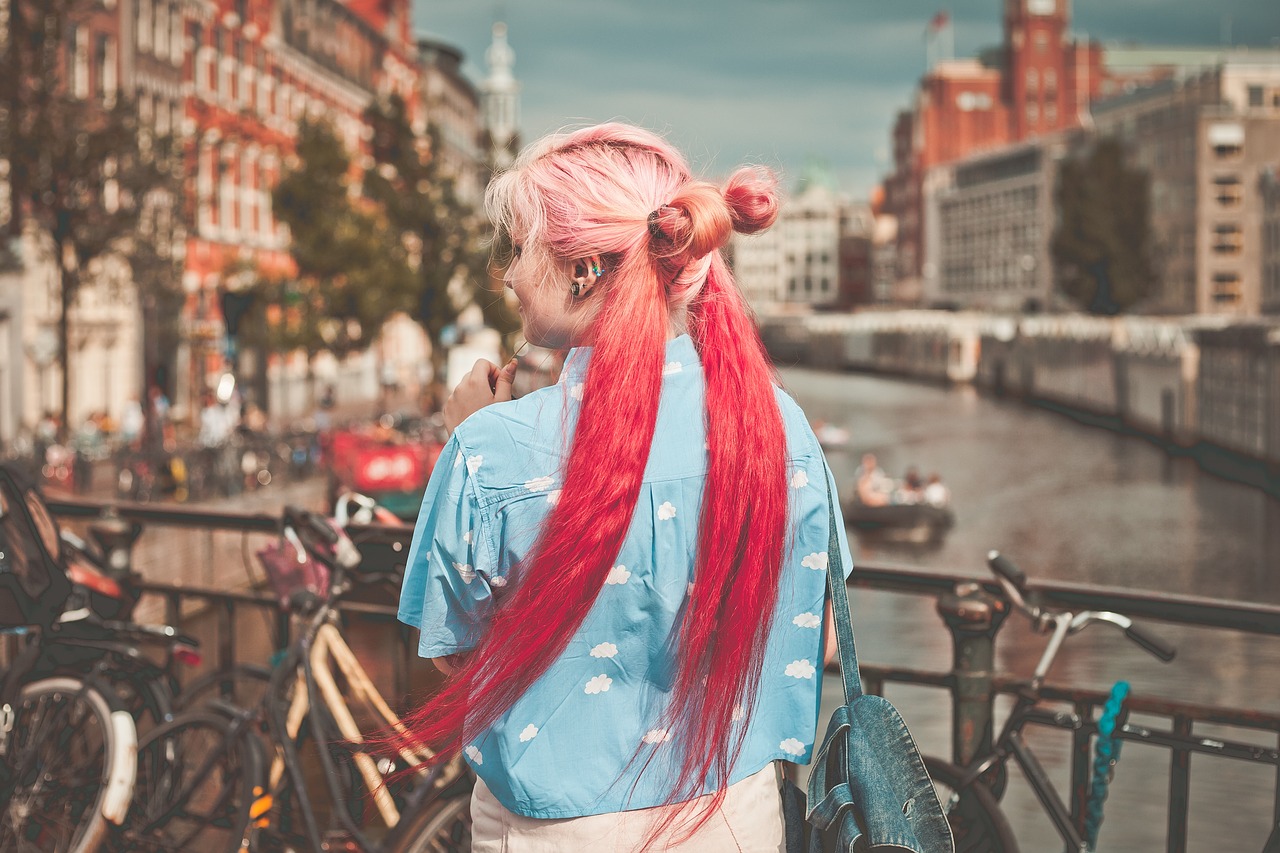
left=785, top=471, right=954, bottom=853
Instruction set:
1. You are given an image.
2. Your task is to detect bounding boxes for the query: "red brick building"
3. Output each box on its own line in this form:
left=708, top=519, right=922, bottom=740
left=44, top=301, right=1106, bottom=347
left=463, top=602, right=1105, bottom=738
left=882, top=0, right=1148, bottom=303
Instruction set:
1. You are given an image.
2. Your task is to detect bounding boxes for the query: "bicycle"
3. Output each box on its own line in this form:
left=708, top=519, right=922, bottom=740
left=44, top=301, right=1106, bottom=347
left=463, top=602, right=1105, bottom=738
left=0, top=463, right=138, bottom=852
left=175, top=504, right=473, bottom=852
left=921, top=548, right=1177, bottom=845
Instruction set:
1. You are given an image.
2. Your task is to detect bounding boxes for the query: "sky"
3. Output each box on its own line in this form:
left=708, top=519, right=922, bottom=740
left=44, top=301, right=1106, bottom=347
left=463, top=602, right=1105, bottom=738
left=412, top=0, right=1280, bottom=199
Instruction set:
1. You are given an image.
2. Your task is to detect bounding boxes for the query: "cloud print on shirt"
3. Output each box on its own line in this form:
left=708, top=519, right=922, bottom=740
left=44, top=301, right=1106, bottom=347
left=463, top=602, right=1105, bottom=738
left=785, top=659, right=817, bottom=679
left=780, top=738, right=806, bottom=756
left=546, top=489, right=561, bottom=506
left=489, top=575, right=507, bottom=588
left=662, top=361, right=683, bottom=375
left=642, top=728, right=673, bottom=744
left=519, top=724, right=539, bottom=742
left=584, top=674, right=613, bottom=694
left=524, top=475, right=554, bottom=492
left=801, top=552, right=828, bottom=571
left=452, top=562, right=476, bottom=584
left=657, top=501, right=677, bottom=521
left=466, top=455, right=483, bottom=474
left=791, top=470, right=809, bottom=489
left=590, top=642, right=618, bottom=658
left=465, top=745, right=483, bottom=765
left=793, top=612, right=821, bottom=629
left=569, top=382, right=585, bottom=400
left=606, top=565, right=630, bottom=585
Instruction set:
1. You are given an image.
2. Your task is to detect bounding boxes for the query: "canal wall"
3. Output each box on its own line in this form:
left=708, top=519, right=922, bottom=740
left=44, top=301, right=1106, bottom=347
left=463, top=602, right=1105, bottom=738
left=760, top=311, right=1280, bottom=495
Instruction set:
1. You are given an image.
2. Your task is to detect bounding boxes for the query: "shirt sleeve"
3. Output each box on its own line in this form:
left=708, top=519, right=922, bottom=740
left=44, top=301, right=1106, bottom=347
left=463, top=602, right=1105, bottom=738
left=397, top=432, right=500, bottom=658
left=824, top=460, right=856, bottom=582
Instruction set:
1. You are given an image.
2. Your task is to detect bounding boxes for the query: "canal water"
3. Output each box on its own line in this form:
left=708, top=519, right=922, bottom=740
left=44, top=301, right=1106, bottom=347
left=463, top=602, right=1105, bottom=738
left=782, top=366, right=1280, bottom=851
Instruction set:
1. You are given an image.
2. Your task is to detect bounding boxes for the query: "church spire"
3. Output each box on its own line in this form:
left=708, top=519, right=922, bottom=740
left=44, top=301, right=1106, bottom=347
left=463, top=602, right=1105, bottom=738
left=482, top=22, right=521, bottom=169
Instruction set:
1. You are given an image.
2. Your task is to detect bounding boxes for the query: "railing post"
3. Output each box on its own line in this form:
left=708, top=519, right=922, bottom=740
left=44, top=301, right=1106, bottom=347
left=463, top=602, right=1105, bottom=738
left=936, top=581, right=1007, bottom=766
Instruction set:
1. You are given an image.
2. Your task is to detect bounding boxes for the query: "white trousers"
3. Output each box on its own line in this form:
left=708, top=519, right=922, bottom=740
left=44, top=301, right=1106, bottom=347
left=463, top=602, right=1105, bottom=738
left=469, top=762, right=787, bottom=853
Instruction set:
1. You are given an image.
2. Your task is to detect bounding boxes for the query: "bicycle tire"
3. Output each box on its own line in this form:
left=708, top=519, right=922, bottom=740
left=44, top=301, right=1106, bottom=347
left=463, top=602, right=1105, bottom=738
left=0, top=676, right=136, bottom=853
left=924, top=755, right=1020, bottom=853
left=392, top=793, right=473, bottom=853
left=110, top=709, right=263, bottom=853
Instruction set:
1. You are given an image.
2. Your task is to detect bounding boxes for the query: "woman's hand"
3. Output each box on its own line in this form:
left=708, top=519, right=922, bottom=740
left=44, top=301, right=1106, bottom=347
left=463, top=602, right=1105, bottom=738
left=443, top=358, right=517, bottom=435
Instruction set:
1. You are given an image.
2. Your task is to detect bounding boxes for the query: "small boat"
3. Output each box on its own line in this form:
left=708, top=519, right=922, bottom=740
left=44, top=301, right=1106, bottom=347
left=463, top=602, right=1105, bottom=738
left=842, top=494, right=955, bottom=542
left=812, top=421, right=851, bottom=450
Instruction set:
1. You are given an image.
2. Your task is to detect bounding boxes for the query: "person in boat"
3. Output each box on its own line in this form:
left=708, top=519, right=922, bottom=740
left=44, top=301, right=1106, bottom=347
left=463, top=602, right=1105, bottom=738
left=923, top=473, right=951, bottom=508
left=854, top=452, right=892, bottom=507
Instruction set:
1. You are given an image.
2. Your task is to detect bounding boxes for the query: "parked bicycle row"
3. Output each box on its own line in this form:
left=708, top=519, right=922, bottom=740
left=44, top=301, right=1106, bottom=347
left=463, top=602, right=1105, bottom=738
left=0, top=462, right=469, bottom=852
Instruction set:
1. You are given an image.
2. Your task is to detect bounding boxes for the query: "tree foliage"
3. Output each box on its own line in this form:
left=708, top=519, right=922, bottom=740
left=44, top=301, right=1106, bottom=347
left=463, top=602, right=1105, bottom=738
left=1051, top=137, right=1156, bottom=315
left=2, top=0, right=178, bottom=429
left=265, top=117, right=416, bottom=357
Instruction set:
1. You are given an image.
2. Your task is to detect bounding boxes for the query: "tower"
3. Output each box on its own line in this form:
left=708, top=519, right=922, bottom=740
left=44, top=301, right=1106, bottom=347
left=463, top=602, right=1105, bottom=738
left=481, top=22, right=520, bottom=169
left=1004, top=0, right=1071, bottom=139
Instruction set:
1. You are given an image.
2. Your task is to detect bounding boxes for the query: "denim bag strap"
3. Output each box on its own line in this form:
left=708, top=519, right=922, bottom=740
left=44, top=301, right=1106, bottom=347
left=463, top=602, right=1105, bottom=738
left=804, top=464, right=954, bottom=853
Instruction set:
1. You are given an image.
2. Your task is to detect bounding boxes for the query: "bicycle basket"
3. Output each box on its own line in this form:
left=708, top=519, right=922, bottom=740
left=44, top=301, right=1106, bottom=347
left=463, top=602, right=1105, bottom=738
left=0, top=463, right=72, bottom=626
left=256, top=534, right=330, bottom=610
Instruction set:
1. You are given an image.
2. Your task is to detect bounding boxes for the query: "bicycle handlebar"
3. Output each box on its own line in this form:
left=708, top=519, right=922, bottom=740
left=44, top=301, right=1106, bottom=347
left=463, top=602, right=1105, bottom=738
left=987, top=549, right=1177, bottom=664
left=1124, top=624, right=1177, bottom=662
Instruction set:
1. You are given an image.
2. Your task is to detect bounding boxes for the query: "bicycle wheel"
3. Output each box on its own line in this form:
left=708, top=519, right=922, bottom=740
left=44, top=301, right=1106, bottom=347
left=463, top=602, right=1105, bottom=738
left=393, top=794, right=472, bottom=853
left=111, top=709, right=263, bottom=853
left=0, top=676, right=136, bottom=853
left=924, top=755, right=1020, bottom=853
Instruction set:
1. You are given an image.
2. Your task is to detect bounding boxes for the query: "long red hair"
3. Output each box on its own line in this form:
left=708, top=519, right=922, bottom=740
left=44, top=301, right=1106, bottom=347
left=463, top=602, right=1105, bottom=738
left=399, top=123, right=787, bottom=833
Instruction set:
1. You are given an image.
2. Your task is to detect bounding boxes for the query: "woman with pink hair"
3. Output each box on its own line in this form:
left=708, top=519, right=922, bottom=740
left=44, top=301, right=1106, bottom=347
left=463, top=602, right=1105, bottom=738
left=398, top=122, right=852, bottom=851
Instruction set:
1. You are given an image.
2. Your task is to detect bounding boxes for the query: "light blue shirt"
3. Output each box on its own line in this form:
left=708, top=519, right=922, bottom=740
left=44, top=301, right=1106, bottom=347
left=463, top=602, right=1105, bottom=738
left=398, top=334, right=854, bottom=819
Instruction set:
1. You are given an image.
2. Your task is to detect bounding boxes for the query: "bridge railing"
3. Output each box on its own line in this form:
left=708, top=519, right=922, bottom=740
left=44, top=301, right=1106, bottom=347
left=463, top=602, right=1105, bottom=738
left=44, top=498, right=1280, bottom=853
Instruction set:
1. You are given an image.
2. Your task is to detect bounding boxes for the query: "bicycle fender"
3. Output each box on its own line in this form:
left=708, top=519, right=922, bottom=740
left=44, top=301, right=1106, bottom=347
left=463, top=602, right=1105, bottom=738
left=102, top=709, right=137, bottom=825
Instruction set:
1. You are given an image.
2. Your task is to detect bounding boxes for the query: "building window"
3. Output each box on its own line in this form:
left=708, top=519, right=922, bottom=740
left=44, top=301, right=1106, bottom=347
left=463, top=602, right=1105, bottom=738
left=1212, top=223, right=1243, bottom=255
left=94, top=34, right=112, bottom=102
left=1034, top=31, right=1048, bottom=52
left=68, top=26, right=89, bottom=99
left=1026, top=102, right=1039, bottom=124
left=136, top=0, right=152, bottom=52
left=154, top=0, right=168, bottom=60
left=1045, top=103, right=1057, bottom=124
left=1026, top=68, right=1038, bottom=93
left=1214, top=175, right=1243, bottom=207
left=1248, top=85, right=1265, bottom=108
left=1209, top=122, right=1244, bottom=158
left=1043, top=69, right=1057, bottom=94
left=1212, top=272, right=1241, bottom=303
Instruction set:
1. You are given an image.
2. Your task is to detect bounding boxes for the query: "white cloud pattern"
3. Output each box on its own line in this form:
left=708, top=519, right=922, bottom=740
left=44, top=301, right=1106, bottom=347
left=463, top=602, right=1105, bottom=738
left=546, top=489, right=562, bottom=506
left=584, top=674, right=613, bottom=695
left=524, top=475, right=554, bottom=492
left=793, top=612, right=821, bottom=629
left=785, top=659, right=817, bottom=679
left=519, top=724, right=539, bottom=742
left=642, top=728, right=673, bottom=744
left=590, top=642, right=618, bottom=658
left=662, top=361, right=683, bottom=375
left=453, top=451, right=463, bottom=468
left=780, top=738, right=806, bottom=756
left=489, top=575, right=507, bottom=588
left=466, top=455, right=484, bottom=474
left=463, top=530, right=473, bottom=545
left=657, top=501, right=677, bottom=521
left=453, top=562, right=476, bottom=584
left=606, top=565, right=631, bottom=585
left=732, top=704, right=746, bottom=722
left=801, top=552, right=828, bottom=571
left=791, top=470, right=809, bottom=489
left=465, top=745, right=483, bottom=765
left=570, top=383, right=585, bottom=400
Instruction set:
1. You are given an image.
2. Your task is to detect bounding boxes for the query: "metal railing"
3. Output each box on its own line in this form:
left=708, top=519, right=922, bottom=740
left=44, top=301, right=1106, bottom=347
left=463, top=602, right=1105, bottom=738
left=45, top=498, right=1280, bottom=852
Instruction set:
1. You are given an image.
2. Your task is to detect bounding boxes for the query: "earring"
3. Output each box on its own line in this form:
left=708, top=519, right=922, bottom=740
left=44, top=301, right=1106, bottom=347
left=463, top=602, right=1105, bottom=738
left=570, top=282, right=582, bottom=298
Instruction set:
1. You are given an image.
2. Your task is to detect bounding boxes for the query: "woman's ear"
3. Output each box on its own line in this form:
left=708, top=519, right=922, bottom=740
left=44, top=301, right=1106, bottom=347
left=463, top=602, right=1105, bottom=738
left=569, top=254, right=606, bottom=298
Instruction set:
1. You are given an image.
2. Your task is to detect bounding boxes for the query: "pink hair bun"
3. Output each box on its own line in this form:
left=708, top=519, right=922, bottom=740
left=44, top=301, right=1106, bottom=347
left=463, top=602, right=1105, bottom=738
left=722, top=167, right=779, bottom=235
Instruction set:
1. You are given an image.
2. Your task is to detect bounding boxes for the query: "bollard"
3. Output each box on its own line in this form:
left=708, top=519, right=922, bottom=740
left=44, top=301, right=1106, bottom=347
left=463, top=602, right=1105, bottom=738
left=937, top=581, right=1007, bottom=766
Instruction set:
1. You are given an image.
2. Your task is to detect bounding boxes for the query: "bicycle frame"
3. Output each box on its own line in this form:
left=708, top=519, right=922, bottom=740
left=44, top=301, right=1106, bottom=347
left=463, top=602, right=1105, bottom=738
left=260, top=577, right=463, bottom=852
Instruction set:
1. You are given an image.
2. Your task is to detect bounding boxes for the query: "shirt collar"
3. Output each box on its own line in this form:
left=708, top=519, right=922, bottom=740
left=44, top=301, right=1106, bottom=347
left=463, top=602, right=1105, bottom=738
left=560, top=334, right=700, bottom=385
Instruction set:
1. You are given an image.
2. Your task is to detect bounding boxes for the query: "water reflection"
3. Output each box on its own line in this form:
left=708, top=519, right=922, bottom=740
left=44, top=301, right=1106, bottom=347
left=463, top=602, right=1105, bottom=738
left=784, top=367, right=1279, bottom=849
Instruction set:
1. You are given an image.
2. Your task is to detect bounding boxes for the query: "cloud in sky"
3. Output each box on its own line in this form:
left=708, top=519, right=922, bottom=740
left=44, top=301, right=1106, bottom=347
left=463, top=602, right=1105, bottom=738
left=414, top=0, right=1278, bottom=198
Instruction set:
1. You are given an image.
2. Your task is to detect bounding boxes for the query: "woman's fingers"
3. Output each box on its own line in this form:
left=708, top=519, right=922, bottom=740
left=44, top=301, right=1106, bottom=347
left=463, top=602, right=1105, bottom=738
left=442, top=359, right=511, bottom=435
left=493, top=358, right=517, bottom=403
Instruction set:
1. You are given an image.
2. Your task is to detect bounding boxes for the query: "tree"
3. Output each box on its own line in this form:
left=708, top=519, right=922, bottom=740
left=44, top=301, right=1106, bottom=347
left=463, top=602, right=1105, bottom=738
left=362, top=95, right=517, bottom=379
left=3, top=0, right=171, bottom=435
left=1051, top=137, right=1156, bottom=315
left=267, top=117, right=418, bottom=358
